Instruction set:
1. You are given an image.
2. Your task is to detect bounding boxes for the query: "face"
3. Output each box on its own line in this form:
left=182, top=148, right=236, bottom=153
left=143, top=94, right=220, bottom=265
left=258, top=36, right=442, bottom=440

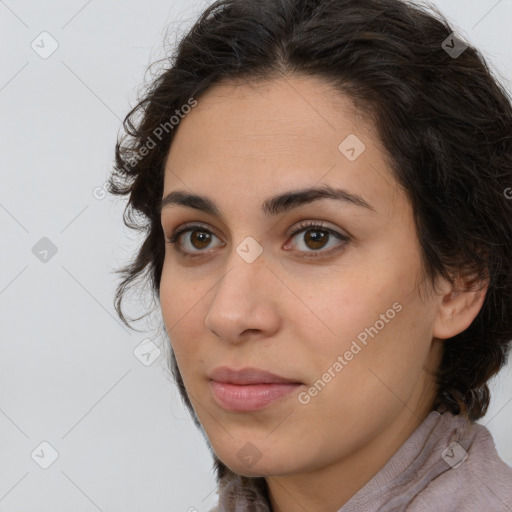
left=159, top=75, right=444, bottom=479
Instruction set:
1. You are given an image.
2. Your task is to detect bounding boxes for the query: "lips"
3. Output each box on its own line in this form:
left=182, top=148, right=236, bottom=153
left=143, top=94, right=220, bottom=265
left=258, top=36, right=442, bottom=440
left=208, top=366, right=302, bottom=385
left=208, top=366, right=303, bottom=411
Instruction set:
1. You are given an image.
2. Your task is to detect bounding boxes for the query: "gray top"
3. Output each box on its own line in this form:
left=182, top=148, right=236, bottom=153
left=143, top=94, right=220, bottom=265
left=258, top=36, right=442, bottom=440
left=210, top=410, right=512, bottom=511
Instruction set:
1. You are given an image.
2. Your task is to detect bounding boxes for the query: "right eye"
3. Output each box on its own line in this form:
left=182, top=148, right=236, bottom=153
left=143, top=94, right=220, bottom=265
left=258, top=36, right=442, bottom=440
left=166, top=224, right=224, bottom=257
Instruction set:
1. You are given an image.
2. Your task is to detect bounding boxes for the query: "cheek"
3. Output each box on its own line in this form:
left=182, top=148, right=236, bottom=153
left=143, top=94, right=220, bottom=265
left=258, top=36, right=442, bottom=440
left=160, top=260, right=204, bottom=323
left=305, top=256, right=430, bottom=381
left=159, top=271, right=204, bottom=363
left=313, top=282, right=434, bottom=411
left=301, top=272, right=398, bottom=351
left=295, top=309, right=431, bottom=451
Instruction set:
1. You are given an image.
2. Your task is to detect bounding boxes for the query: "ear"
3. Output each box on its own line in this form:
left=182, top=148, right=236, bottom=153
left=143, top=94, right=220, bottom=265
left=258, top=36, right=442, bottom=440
left=432, top=273, right=489, bottom=340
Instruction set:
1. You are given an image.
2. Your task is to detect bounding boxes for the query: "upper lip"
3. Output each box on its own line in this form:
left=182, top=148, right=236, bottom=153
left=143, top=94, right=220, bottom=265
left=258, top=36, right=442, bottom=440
left=208, top=366, right=302, bottom=385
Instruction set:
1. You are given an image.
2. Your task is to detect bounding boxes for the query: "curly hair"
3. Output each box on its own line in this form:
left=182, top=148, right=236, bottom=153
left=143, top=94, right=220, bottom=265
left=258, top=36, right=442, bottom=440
left=108, top=0, right=512, bottom=457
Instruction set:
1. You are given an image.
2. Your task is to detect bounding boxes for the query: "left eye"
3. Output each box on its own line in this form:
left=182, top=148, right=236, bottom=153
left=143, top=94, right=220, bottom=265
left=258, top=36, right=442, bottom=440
left=286, top=223, right=349, bottom=256
left=165, top=221, right=350, bottom=258
left=285, top=221, right=350, bottom=256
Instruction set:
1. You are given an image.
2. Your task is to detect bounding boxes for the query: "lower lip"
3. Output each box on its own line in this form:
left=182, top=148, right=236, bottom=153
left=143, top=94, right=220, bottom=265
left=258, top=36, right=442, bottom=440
left=209, top=381, right=302, bottom=411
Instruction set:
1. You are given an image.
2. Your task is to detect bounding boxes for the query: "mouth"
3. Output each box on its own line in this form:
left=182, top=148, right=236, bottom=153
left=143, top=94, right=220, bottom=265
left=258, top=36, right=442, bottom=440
left=208, top=366, right=303, bottom=411
left=208, top=366, right=302, bottom=385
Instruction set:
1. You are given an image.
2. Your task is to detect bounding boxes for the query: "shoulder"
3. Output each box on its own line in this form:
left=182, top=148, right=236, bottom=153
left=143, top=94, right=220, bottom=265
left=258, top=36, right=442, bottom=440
left=408, top=419, right=512, bottom=511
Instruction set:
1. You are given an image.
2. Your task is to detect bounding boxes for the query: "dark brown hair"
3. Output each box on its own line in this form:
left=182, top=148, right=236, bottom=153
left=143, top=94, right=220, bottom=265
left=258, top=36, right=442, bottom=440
left=107, top=0, right=512, bottom=480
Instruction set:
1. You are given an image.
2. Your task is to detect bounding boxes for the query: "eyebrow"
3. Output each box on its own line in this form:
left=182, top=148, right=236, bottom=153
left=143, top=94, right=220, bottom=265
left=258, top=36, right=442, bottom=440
left=159, top=184, right=376, bottom=218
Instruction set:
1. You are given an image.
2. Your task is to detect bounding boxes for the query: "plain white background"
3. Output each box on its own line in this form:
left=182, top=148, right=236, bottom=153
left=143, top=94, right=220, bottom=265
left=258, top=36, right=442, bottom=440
left=1, top=0, right=511, bottom=510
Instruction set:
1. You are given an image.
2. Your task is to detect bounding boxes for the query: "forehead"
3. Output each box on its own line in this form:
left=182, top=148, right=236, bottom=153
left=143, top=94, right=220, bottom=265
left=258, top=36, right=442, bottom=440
left=163, top=75, right=403, bottom=218
left=172, top=76, right=365, bottom=149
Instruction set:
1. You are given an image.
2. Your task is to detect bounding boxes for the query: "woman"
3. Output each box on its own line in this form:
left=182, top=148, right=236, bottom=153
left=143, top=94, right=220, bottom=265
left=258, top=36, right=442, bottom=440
left=108, top=0, right=512, bottom=510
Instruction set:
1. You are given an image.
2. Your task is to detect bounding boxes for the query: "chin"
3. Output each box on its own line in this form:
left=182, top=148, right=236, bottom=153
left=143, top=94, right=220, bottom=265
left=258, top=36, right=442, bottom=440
left=219, top=453, right=298, bottom=479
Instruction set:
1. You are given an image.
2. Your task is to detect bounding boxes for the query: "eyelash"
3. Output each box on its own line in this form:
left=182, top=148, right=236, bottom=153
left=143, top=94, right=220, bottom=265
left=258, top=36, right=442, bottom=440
left=165, top=220, right=350, bottom=259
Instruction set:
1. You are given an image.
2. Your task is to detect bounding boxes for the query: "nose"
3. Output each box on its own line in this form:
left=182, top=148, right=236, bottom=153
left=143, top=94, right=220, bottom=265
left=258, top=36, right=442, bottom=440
left=204, top=251, right=281, bottom=344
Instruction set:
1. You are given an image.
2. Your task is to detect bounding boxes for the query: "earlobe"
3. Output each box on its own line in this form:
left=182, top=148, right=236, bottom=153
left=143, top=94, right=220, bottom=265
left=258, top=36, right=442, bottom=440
left=432, top=276, right=489, bottom=340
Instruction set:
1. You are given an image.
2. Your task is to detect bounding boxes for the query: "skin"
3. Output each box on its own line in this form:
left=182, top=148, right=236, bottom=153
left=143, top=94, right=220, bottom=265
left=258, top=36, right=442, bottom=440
left=159, top=75, right=487, bottom=512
